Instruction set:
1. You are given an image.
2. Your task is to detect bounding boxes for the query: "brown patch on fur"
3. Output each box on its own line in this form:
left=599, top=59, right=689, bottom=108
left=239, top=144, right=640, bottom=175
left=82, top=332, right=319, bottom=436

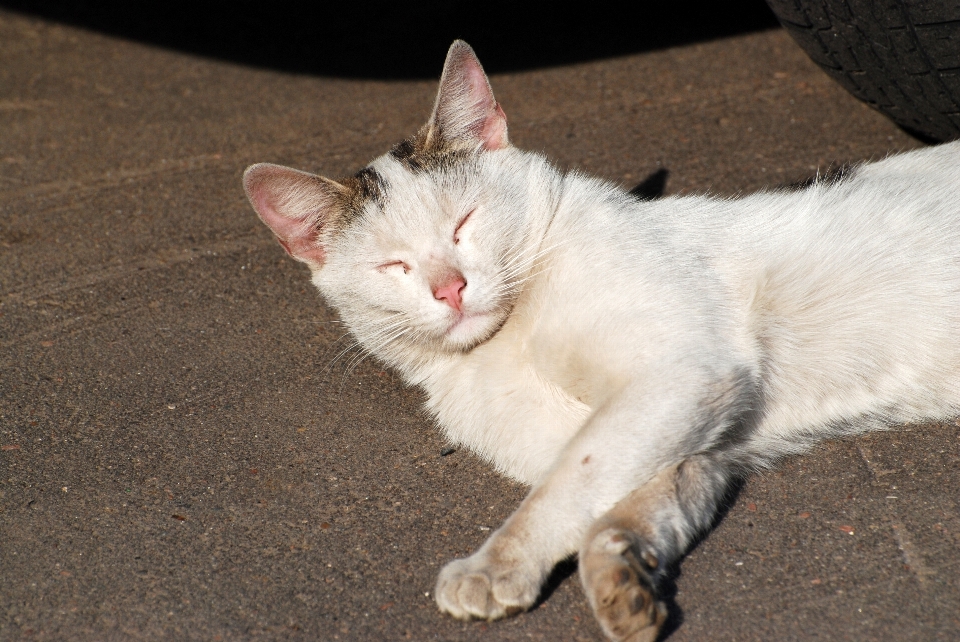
left=340, top=166, right=385, bottom=206
left=580, top=528, right=667, bottom=642
left=641, top=550, right=659, bottom=570
left=583, top=464, right=683, bottom=546
left=390, top=125, right=471, bottom=173
left=331, top=165, right=388, bottom=229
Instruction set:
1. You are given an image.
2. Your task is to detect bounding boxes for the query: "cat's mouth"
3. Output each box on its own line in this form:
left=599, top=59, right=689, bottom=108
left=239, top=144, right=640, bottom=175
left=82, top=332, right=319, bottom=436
left=447, top=310, right=486, bottom=333
left=444, top=309, right=501, bottom=348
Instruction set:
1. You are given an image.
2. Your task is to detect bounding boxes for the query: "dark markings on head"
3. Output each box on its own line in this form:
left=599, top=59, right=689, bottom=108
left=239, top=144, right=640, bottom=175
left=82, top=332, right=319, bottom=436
left=389, top=125, right=472, bottom=174
left=782, top=163, right=858, bottom=191
left=335, top=165, right=387, bottom=225
left=327, top=124, right=474, bottom=232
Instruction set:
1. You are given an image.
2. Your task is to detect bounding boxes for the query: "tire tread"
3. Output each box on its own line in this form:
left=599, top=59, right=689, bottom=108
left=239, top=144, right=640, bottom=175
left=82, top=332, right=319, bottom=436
left=765, top=0, right=960, bottom=140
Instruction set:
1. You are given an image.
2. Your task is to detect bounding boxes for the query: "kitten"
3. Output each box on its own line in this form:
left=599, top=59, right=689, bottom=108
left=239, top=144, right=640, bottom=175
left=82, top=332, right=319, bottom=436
left=243, top=41, right=960, bottom=642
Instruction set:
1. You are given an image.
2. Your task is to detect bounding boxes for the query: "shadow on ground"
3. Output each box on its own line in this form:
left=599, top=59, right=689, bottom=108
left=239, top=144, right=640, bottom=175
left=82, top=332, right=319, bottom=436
left=1, top=0, right=780, bottom=78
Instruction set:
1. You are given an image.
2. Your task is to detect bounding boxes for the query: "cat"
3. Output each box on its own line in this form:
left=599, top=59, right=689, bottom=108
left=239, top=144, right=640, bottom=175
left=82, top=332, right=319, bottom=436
left=242, top=40, right=960, bottom=642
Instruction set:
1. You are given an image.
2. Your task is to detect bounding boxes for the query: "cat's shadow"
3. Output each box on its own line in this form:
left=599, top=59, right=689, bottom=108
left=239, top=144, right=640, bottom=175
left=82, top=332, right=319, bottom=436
left=0, top=0, right=780, bottom=79
left=629, top=168, right=670, bottom=201
left=656, top=476, right=746, bottom=640
left=534, top=475, right=746, bottom=642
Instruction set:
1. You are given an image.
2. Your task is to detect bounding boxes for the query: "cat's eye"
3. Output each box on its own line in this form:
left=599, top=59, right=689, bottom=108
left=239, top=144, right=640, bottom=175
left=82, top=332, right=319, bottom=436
left=378, top=260, right=410, bottom=274
left=454, top=210, right=474, bottom=245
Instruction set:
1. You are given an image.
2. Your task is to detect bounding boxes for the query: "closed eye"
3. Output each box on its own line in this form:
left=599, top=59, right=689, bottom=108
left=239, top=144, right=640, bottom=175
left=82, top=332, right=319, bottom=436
left=454, top=209, right=474, bottom=245
left=378, top=260, right=410, bottom=274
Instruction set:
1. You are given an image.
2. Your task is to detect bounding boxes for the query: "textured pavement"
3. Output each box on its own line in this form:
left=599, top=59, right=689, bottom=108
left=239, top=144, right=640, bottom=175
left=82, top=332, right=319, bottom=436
left=2, top=3, right=959, bottom=641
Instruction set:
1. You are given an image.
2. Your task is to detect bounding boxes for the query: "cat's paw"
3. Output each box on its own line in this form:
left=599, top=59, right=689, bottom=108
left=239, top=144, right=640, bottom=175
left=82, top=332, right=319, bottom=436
left=435, top=552, right=541, bottom=621
left=580, top=528, right=668, bottom=642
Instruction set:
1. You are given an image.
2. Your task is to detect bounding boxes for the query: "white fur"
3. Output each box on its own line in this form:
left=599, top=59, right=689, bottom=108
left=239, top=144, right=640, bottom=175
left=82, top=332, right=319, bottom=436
left=317, top=143, right=960, bottom=486
left=244, top=40, right=960, bottom=638
left=310, top=140, right=960, bottom=628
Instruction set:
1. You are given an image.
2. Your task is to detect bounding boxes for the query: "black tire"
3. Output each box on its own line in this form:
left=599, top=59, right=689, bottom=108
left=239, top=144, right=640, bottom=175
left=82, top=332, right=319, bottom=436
left=764, top=0, right=960, bottom=142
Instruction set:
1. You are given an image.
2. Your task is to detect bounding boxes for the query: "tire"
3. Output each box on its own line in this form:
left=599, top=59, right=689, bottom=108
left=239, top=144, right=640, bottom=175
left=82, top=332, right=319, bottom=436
left=764, top=0, right=960, bottom=142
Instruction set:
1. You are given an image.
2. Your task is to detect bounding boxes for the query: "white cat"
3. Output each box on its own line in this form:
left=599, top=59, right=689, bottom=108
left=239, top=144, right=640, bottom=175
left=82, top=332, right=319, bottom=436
left=243, top=41, right=960, bottom=642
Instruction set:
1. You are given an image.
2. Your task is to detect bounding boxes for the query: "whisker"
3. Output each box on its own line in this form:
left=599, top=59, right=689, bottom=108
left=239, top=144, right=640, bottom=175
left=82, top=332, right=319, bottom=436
left=319, top=332, right=362, bottom=371
left=325, top=313, right=411, bottom=389
left=498, top=240, right=565, bottom=280
left=336, top=325, right=414, bottom=393
left=321, top=313, right=407, bottom=379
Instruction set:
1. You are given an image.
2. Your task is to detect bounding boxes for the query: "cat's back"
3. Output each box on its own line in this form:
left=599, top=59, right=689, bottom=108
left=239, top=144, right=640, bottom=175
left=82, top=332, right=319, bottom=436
left=713, top=142, right=960, bottom=441
left=422, top=143, right=960, bottom=473
left=542, top=143, right=960, bottom=444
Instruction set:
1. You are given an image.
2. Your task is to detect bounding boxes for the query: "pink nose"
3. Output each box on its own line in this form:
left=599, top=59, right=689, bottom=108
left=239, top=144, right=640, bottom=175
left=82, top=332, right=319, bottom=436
left=433, top=276, right=466, bottom=312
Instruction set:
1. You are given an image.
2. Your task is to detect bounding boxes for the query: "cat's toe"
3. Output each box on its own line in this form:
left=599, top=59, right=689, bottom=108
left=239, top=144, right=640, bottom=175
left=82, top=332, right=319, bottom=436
left=435, top=556, right=538, bottom=621
left=581, top=528, right=668, bottom=642
left=436, top=566, right=497, bottom=620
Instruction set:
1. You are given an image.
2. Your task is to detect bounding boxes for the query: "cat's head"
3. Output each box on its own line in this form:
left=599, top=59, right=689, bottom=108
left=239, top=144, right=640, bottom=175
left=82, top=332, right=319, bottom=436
left=244, top=41, right=545, bottom=364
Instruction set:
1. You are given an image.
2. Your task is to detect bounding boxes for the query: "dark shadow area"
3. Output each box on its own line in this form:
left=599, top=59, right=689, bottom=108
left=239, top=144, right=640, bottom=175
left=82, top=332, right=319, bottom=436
left=1, top=0, right=780, bottom=79
left=533, top=555, right=580, bottom=609
left=531, top=473, right=748, bottom=641
left=630, top=168, right=670, bottom=200
left=654, top=569, right=685, bottom=641
left=898, top=125, right=941, bottom=145
left=656, top=475, right=748, bottom=641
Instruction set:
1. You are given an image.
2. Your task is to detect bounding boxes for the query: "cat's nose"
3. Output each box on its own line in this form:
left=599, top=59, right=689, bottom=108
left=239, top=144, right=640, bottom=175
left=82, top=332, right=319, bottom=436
left=433, top=275, right=466, bottom=312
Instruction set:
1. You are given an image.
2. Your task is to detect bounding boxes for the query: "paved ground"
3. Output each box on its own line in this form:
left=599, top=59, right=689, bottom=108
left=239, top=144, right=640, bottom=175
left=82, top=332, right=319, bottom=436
left=2, top=3, right=959, bottom=641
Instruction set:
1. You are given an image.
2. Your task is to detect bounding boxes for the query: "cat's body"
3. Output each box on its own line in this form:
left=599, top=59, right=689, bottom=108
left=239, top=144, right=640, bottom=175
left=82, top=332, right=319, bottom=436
left=409, top=145, right=960, bottom=485
left=244, top=41, right=960, bottom=641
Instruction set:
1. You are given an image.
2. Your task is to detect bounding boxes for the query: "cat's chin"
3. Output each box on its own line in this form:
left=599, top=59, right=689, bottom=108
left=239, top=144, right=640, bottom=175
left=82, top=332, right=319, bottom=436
left=443, top=310, right=505, bottom=351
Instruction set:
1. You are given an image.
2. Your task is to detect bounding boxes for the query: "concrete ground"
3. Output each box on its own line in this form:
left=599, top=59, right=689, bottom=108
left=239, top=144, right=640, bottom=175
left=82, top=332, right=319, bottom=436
left=2, top=2, right=959, bottom=640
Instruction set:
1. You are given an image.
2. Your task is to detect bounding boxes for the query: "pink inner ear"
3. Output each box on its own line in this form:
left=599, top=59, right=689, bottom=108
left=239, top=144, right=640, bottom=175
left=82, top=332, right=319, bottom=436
left=481, top=102, right=508, bottom=151
left=434, top=41, right=509, bottom=150
left=460, top=54, right=508, bottom=150
left=251, top=189, right=299, bottom=240
left=244, top=165, right=328, bottom=266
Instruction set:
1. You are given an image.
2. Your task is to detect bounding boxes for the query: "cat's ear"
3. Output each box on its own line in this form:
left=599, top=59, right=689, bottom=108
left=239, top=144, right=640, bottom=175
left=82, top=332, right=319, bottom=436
left=427, top=40, right=508, bottom=151
left=243, top=163, right=347, bottom=268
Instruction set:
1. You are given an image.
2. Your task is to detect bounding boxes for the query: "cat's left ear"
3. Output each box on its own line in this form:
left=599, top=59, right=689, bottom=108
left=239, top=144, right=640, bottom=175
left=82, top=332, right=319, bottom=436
left=427, top=40, right=508, bottom=151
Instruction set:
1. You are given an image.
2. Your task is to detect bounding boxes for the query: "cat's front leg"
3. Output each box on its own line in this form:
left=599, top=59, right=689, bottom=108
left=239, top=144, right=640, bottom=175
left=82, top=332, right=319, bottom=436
left=579, top=454, right=733, bottom=641
left=435, top=466, right=592, bottom=620
left=434, top=516, right=554, bottom=620
left=434, top=385, right=736, bottom=624
left=434, top=455, right=594, bottom=620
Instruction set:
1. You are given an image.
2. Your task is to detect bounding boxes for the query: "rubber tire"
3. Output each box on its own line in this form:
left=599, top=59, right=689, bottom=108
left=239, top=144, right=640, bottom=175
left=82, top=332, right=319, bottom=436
left=764, top=0, right=960, bottom=142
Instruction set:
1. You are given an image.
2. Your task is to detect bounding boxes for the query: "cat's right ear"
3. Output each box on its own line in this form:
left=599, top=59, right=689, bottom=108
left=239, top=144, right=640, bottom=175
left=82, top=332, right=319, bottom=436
left=243, top=163, right=347, bottom=268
